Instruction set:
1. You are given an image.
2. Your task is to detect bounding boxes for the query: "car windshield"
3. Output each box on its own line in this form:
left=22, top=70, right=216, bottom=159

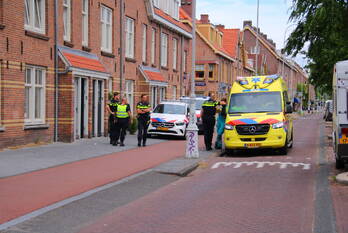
left=153, top=104, right=186, bottom=115
left=228, top=91, right=282, bottom=114
left=181, top=99, right=206, bottom=110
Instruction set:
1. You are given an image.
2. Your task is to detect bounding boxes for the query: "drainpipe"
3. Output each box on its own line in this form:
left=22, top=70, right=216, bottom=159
left=119, top=0, right=125, bottom=97
left=180, top=35, right=184, bottom=97
left=54, top=0, right=59, bottom=142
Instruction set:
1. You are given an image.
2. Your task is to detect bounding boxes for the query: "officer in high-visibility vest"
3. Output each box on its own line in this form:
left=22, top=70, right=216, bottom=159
left=114, top=97, right=131, bottom=146
left=136, top=94, right=151, bottom=147
left=106, top=92, right=120, bottom=145
left=201, top=92, right=219, bottom=151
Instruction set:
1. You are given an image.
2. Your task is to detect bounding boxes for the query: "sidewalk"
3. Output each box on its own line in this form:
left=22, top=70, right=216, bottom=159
left=0, top=135, right=210, bottom=225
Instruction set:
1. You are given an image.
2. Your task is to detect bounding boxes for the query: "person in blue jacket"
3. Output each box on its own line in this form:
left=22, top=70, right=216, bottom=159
left=215, top=98, right=227, bottom=149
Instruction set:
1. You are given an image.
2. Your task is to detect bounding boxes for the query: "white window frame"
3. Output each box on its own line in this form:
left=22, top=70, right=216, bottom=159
left=101, top=5, right=112, bottom=53
left=151, top=86, right=158, bottom=108
left=172, top=85, right=177, bottom=100
left=161, top=33, right=168, bottom=67
left=151, top=28, right=156, bottom=65
left=142, top=24, right=147, bottom=63
left=153, top=0, right=159, bottom=8
left=24, top=0, right=45, bottom=34
left=82, top=0, right=89, bottom=46
left=159, top=87, right=166, bottom=101
left=172, top=38, right=178, bottom=70
left=25, top=66, right=46, bottom=124
left=63, top=0, right=71, bottom=41
left=125, top=17, right=135, bottom=59
left=125, top=80, right=134, bottom=113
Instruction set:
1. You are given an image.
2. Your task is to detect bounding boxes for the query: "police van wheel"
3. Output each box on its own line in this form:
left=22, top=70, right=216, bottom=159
left=336, top=157, right=345, bottom=169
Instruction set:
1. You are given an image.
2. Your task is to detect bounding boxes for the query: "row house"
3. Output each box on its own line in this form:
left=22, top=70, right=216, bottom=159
left=242, top=20, right=308, bottom=99
left=180, top=7, right=235, bottom=98
left=0, top=0, right=192, bottom=148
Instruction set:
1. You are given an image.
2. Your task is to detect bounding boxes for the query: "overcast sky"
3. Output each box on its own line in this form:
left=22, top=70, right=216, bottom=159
left=196, top=0, right=308, bottom=67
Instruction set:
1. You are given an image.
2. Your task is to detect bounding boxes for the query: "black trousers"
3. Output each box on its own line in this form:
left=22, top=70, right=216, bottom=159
left=137, top=118, right=149, bottom=144
left=115, top=118, right=129, bottom=143
left=109, top=115, right=118, bottom=142
left=203, top=118, right=216, bottom=149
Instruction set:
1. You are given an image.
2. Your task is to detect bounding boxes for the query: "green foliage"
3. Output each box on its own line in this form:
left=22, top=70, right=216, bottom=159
left=128, top=117, right=138, bottom=135
left=285, top=0, right=348, bottom=94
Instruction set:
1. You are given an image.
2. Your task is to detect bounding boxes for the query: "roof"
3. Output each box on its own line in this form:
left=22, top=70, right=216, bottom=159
left=58, top=46, right=107, bottom=73
left=139, top=65, right=167, bottom=83
left=221, top=29, right=240, bottom=58
left=154, top=8, right=191, bottom=34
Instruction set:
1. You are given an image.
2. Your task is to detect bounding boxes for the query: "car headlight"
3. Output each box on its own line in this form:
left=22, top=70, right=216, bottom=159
left=272, top=122, right=284, bottom=129
left=225, top=124, right=235, bottom=130
left=176, top=121, right=185, bottom=126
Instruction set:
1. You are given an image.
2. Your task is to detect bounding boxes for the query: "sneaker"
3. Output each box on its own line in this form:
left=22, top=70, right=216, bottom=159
left=138, top=142, right=141, bottom=147
left=142, top=143, right=146, bottom=147
left=120, top=142, right=125, bottom=147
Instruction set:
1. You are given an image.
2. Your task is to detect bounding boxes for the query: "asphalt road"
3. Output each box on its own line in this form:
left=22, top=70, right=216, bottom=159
left=2, top=114, right=336, bottom=233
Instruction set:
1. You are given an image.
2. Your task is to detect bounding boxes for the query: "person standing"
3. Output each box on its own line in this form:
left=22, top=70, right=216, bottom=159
left=201, top=93, right=219, bottom=151
left=106, top=92, right=119, bottom=145
left=136, top=94, right=151, bottom=147
left=114, top=97, right=131, bottom=146
left=215, top=98, right=227, bottom=149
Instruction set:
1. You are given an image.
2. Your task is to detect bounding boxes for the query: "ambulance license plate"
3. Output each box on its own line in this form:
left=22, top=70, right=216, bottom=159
left=157, top=127, right=169, bottom=131
left=244, top=143, right=261, bottom=148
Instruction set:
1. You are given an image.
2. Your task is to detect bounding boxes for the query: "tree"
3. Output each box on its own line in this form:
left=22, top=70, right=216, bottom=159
left=284, top=0, right=348, bottom=93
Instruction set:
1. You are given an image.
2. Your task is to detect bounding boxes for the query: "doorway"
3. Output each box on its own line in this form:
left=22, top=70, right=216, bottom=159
left=74, top=77, right=88, bottom=139
left=92, top=79, right=104, bottom=137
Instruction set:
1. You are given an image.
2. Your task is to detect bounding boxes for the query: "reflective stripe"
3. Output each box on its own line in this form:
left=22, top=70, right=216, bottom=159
left=137, top=105, right=150, bottom=109
left=116, top=105, right=129, bottom=118
left=202, top=101, right=218, bottom=107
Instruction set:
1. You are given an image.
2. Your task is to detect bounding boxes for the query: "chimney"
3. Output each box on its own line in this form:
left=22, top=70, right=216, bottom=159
left=181, top=0, right=193, bottom=18
left=216, top=24, right=225, bottom=31
left=200, top=14, right=210, bottom=24
left=243, top=20, right=252, bottom=28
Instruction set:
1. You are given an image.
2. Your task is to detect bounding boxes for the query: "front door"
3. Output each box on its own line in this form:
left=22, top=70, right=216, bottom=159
left=92, top=79, right=104, bottom=137
left=74, top=77, right=88, bottom=139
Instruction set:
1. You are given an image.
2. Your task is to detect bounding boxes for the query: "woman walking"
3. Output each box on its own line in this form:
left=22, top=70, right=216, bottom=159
left=114, top=97, right=131, bottom=146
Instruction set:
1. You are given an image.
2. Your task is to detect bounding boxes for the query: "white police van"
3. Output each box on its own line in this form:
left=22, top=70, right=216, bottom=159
left=147, top=101, right=189, bottom=138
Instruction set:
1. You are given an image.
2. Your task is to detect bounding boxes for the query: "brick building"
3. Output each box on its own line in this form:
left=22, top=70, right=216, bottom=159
left=0, top=0, right=192, bottom=148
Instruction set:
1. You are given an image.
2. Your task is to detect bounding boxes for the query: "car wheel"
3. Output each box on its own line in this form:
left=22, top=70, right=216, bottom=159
left=279, top=137, right=288, bottom=155
left=223, top=149, right=235, bottom=157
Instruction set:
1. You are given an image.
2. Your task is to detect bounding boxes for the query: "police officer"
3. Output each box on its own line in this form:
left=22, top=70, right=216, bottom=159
left=114, top=97, right=131, bottom=147
left=106, top=92, right=119, bottom=145
left=201, top=93, right=219, bottom=151
left=136, top=94, right=151, bottom=147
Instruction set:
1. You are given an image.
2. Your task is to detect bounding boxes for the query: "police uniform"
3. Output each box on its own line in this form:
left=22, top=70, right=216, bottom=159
left=114, top=104, right=131, bottom=146
left=108, top=99, right=119, bottom=144
left=202, top=99, right=219, bottom=150
left=137, top=101, right=151, bottom=146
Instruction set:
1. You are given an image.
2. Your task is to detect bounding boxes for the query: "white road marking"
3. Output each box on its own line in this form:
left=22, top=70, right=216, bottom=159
left=211, top=161, right=311, bottom=170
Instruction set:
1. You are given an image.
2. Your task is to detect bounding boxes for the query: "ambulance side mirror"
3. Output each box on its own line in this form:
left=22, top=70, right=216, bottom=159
left=285, top=103, right=293, bottom=114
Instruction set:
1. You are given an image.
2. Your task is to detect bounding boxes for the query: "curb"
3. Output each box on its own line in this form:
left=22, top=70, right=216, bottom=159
left=336, top=172, right=348, bottom=185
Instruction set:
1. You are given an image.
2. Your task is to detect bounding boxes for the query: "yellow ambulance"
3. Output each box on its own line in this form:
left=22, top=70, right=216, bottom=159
left=224, top=75, right=294, bottom=155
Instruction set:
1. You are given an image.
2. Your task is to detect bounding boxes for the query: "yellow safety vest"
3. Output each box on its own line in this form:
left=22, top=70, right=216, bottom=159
left=116, top=105, right=129, bottom=118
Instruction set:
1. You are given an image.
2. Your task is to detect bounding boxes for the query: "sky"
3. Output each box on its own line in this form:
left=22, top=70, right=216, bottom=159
left=196, top=0, right=307, bottom=67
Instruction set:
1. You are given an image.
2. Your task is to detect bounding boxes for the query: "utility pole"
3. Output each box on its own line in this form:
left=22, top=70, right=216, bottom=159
left=255, top=0, right=260, bottom=75
left=119, top=0, right=125, bottom=97
left=185, top=0, right=199, bottom=159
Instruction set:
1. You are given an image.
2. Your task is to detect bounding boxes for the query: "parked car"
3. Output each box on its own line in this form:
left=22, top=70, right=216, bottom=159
left=323, top=100, right=333, bottom=121
left=180, top=96, right=209, bottom=134
left=147, top=101, right=189, bottom=138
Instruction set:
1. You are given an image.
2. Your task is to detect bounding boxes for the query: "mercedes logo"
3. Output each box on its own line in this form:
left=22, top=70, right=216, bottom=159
left=249, top=126, right=257, bottom=134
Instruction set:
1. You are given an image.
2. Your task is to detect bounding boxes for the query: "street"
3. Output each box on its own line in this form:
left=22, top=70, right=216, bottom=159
left=1, top=113, right=343, bottom=233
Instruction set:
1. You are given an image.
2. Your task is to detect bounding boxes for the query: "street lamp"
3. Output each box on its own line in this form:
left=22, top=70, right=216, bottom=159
left=255, top=0, right=260, bottom=75
left=185, top=0, right=199, bottom=159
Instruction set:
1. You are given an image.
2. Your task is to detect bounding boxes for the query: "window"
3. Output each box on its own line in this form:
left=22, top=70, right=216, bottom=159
left=208, top=64, right=214, bottom=79
left=183, top=51, right=187, bottom=72
left=172, top=86, right=177, bottom=100
left=151, top=86, right=158, bottom=107
left=142, top=25, right=147, bottom=63
left=153, top=0, right=159, bottom=8
left=156, top=0, right=179, bottom=19
left=25, top=66, right=46, bottom=124
left=24, top=0, right=45, bottom=34
left=101, top=6, right=112, bottom=53
left=151, top=28, right=156, bottom=64
left=172, top=38, right=178, bottom=70
left=161, top=33, right=168, bottom=67
left=195, top=64, right=205, bottom=79
left=125, top=17, right=135, bottom=58
left=63, top=0, right=71, bottom=41
left=82, top=0, right=89, bottom=46
left=160, top=87, right=166, bottom=101
left=125, top=80, right=134, bottom=112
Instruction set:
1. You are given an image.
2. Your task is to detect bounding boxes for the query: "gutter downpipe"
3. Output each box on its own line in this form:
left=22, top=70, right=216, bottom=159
left=119, top=0, right=125, bottom=97
left=54, top=0, right=59, bottom=142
